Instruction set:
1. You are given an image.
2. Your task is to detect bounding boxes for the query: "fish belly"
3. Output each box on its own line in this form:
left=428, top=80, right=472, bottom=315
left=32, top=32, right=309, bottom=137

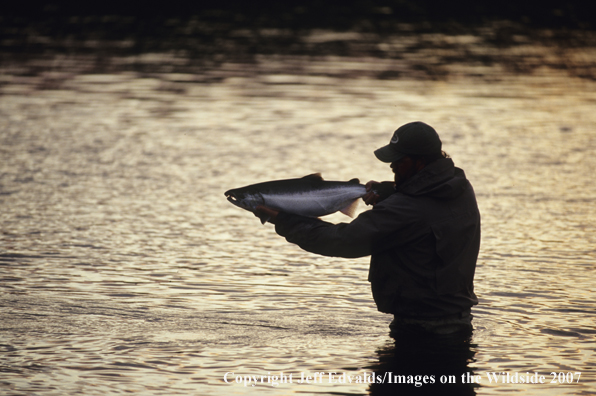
left=261, top=188, right=364, bottom=217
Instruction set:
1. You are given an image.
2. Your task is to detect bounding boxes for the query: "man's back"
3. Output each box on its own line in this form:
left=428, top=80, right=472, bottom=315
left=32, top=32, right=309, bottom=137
left=367, top=157, right=481, bottom=318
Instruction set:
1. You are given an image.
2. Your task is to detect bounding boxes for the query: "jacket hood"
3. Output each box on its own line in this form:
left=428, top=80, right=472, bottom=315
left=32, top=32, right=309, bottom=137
left=397, top=158, right=470, bottom=200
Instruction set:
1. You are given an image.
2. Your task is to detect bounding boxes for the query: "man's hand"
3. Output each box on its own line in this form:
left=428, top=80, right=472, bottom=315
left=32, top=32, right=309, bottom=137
left=363, top=181, right=381, bottom=206
left=254, top=205, right=280, bottom=224
left=363, top=180, right=395, bottom=206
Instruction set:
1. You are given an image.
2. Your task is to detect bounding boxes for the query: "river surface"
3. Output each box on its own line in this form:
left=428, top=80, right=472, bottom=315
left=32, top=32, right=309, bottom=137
left=1, top=16, right=596, bottom=396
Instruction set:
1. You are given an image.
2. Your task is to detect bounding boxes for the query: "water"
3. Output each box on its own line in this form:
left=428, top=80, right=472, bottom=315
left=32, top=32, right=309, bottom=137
left=1, top=15, right=596, bottom=396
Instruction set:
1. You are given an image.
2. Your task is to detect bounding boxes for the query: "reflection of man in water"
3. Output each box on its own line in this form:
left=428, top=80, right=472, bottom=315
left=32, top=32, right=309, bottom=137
left=368, top=332, right=478, bottom=395
left=256, top=121, right=481, bottom=336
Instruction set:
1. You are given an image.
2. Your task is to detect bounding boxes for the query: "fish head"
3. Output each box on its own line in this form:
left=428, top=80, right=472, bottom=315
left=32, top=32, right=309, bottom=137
left=224, top=187, right=264, bottom=212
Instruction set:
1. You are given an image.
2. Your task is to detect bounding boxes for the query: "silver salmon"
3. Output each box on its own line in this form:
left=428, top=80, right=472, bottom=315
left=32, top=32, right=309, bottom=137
left=225, top=173, right=367, bottom=223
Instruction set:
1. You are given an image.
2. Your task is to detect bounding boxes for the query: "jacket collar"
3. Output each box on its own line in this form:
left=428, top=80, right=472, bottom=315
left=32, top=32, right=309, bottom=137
left=397, top=158, right=469, bottom=199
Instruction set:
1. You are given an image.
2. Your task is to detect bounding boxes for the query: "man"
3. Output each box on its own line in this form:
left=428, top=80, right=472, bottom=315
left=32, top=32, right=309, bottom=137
left=256, top=121, right=481, bottom=335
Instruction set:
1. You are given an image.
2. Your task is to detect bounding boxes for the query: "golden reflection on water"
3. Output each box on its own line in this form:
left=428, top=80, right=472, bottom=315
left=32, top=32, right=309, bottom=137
left=1, top=43, right=596, bottom=395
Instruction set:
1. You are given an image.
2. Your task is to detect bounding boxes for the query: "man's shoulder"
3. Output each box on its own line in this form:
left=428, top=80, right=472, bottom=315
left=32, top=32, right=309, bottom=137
left=372, top=191, right=421, bottom=213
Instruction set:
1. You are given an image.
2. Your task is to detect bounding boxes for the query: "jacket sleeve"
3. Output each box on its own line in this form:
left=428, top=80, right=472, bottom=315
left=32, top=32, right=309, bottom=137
left=274, top=203, right=400, bottom=258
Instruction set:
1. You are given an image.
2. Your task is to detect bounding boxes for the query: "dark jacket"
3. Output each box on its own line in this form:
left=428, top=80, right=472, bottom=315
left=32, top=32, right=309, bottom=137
left=274, top=158, right=481, bottom=318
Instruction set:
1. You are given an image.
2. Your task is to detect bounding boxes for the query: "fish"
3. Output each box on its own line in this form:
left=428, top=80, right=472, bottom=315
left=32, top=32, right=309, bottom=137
left=224, top=173, right=368, bottom=224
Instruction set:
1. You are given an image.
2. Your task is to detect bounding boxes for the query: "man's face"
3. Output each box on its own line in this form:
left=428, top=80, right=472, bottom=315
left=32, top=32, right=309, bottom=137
left=390, top=156, right=417, bottom=186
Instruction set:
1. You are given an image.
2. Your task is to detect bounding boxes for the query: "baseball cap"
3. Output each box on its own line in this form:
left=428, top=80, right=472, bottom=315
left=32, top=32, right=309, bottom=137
left=374, top=121, right=442, bottom=163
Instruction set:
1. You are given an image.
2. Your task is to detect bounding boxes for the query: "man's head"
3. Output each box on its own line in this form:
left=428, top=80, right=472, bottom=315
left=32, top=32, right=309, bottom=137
left=374, top=121, right=442, bottom=163
left=374, top=122, right=445, bottom=186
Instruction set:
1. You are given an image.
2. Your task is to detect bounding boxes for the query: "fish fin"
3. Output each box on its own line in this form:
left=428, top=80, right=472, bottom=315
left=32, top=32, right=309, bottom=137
left=339, top=199, right=360, bottom=218
left=301, top=173, right=324, bottom=181
left=348, top=178, right=360, bottom=184
left=257, top=214, right=271, bottom=225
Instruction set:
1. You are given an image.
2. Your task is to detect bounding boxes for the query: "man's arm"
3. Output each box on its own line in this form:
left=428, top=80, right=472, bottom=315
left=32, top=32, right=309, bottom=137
left=273, top=212, right=373, bottom=258
left=254, top=182, right=401, bottom=259
left=274, top=195, right=410, bottom=259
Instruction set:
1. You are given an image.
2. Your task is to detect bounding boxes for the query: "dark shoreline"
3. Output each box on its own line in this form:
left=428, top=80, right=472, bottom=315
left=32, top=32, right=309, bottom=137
left=3, top=0, right=596, bottom=30
left=1, top=1, right=596, bottom=82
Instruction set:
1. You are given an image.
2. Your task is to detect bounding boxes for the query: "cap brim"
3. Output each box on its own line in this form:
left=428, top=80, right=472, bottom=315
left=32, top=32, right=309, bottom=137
left=374, top=144, right=406, bottom=163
